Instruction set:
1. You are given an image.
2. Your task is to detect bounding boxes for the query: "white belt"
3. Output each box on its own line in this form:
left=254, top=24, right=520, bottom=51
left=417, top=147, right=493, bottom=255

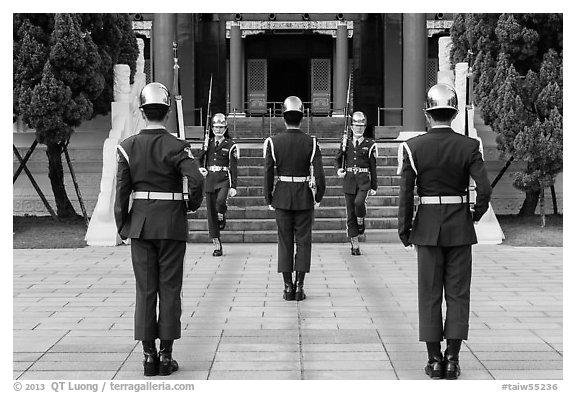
left=347, top=167, right=369, bottom=173
left=208, top=165, right=229, bottom=172
left=419, top=195, right=466, bottom=205
left=133, top=191, right=184, bottom=201
left=279, top=176, right=310, bottom=183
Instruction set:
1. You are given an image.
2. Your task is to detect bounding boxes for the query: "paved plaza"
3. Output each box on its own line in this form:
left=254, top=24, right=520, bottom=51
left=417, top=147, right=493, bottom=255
left=13, top=243, right=563, bottom=382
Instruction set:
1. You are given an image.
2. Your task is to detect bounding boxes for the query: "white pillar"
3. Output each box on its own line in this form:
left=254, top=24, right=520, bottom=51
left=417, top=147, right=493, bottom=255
left=437, top=36, right=454, bottom=87
left=453, top=61, right=504, bottom=244
left=85, top=39, right=147, bottom=246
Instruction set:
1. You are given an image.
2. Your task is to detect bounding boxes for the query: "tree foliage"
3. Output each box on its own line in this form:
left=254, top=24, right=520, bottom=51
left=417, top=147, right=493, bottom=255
left=13, top=13, right=138, bottom=217
left=450, top=13, right=563, bottom=217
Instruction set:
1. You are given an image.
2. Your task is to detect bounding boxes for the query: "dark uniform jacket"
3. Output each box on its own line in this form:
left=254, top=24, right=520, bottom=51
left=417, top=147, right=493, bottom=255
left=196, top=138, right=238, bottom=192
left=264, top=129, right=326, bottom=210
left=114, top=128, right=204, bottom=241
left=397, top=127, right=491, bottom=247
left=335, top=137, right=378, bottom=193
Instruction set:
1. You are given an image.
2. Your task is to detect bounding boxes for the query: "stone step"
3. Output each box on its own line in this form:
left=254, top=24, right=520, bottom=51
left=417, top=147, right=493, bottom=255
left=189, top=206, right=398, bottom=220
left=187, top=229, right=399, bottom=243
left=234, top=156, right=399, bottom=166
left=188, top=217, right=398, bottom=231
left=234, top=185, right=400, bottom=197
left=237, top=175, right=400, bottom=187
left=235, top=165, right=399, bottom=176
left=197, top=195, right=399, bottom=208
left=190, top=144, right=402, bottom=158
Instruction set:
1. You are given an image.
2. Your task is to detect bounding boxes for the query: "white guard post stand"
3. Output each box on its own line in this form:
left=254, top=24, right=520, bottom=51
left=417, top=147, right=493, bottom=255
left=85, top=39, right=147, bottom=246
left=453, top=61, right=504, bottom=244
left=438, top=37, right=503, bottom=244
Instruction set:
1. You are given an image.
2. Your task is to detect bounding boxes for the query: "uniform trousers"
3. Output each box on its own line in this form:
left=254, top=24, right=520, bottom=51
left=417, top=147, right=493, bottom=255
left=131, top=238, right=185, bottom=341
left=345, top=189, right=369, bottom=237
left=417, top=244, right=472, bottom=342
left=275, top=208, right=314, bottom=273
left=206, top=186, right=229, bottom=238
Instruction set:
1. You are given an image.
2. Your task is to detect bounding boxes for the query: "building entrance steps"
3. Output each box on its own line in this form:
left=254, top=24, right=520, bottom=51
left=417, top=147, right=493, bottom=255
left=188, top=142, right=402, bottom=243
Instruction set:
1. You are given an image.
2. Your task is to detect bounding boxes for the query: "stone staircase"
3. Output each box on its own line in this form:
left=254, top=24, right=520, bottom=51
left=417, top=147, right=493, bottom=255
left=226, top=116, right=349, bottom=140
left=187, top=142, right=402, bottom=244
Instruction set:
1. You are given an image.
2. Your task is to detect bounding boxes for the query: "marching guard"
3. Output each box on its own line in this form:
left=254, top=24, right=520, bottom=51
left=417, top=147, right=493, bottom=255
left=335, top=111, right=378, bottom=255
left=196, top=113, right=239, bottom=256
left=264, top=96, right=326, bottom=301
left=397, top=83, right=491, bottom=379
left=114, top=82, right=204, bottom=376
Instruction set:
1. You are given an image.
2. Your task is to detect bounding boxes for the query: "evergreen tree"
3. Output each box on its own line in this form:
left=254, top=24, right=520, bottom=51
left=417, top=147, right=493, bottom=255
left=450, top=13, right=563, bottom=221
left=13, top=13, right=138, bottom=218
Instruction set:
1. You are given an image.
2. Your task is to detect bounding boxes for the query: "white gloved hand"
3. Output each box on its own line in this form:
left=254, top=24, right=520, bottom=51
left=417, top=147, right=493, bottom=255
left=268, top=205, right=275, bottom=211
left=337, top=168, right=346, bottom=178
left=369, top=189, right=377, bottom=196
left=228, top=188, right=237, bottom=197
left=199, top=167, right=208, bottom=177
left=404, top=244, right=416, bottom=252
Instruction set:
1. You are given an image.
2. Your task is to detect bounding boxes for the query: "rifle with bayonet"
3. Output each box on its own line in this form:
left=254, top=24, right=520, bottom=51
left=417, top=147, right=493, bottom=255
left=464, top=49, right=477, bottom=212
left=172, top=41, right=192, bottom=210
left=202, top=75, right=213, bottom=169
left=340, top=74, right=352, bottom=171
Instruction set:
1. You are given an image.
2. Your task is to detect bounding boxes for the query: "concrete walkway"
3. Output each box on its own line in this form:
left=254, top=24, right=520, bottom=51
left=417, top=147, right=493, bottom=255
left=13, top=243, right=562, bottom=381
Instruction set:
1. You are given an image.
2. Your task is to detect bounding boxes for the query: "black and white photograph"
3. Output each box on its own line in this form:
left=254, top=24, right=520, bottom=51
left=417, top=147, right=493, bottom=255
left=10, top=5, right=569, bottom=392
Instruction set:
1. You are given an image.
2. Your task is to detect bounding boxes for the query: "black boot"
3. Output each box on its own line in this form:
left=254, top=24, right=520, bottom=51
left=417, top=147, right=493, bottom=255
left=142, top=340, right=158, bottom=377
left=212, top=238, right=223, bottom=257
left=158, top=340, right=179, bottom=376
left=444, top=339, right=462, bottom=380
left=424, top=342, right=443, bottom=379
left=294, top=271, right=306, bottom=301
left=282, top=272, right=294, bottom=301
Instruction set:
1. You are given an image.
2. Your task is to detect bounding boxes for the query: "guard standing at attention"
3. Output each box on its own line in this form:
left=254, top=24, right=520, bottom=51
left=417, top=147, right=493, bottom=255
left=115, top=82, right=204, bottom=377
left=196, top=113, right=239, bottom=256
left=264, top=96, right=326, bottom=301
left=335, top=111, right=378, bottom=255
left=397, top=83, right=491, bottom=379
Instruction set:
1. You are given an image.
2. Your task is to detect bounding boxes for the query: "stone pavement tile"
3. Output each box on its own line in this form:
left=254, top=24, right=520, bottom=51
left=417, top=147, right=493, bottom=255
left=215, top=351, right=300, bottom=362
left=17, top=370, right=116, bottom=379
left=28, top=361, right=122, bottom=371
left=301, top=343, right=384, bottom=352
left=302, top=370, right=397, bottom=379
left=472, top=351, right=563, bottom=361
left=220, top=336, right=297, bottom=344
left=303, top=360, right=393, bottom=371
left=395, top=369, right=494, bottom=380
left=465, top=343, right=555, bottom=352
left=13, top=353, right=43, bottom=362
left=211, top=361, right=300, bottom=371
left=14, top=362, right=34, bottom=371
left=49, top=336, right=136, bottom=353
left=300, top=332, right=381, bottom=344
left=13, top=332, right=68, bottom=353
left=114, top=370, right=210, bottom=380
left=490, top=370, right=563, bottom=379
left=208, top=370, right=301, bottom=379
left=217, top=343, right=299, bottom=352
left=222, top=328, right=298, bottom=337
left=302, top=351, right=389, bottom=361
left=480, top=360, right=563, bottom=370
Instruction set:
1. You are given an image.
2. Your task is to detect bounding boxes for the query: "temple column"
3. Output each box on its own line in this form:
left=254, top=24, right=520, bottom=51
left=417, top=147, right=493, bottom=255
left=333, top=22, right=349, bottom=116
left=152, top=13, right=177, bottom=129
left=229, top=23, right=245, bottom=116
left=402, top=13, right=427, bottom=131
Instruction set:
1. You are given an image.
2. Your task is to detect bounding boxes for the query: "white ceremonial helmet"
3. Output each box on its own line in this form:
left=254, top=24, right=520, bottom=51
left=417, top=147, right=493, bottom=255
left=212, top=113, right=227, bottom=137
left=351, top=111, right=367, bottom=137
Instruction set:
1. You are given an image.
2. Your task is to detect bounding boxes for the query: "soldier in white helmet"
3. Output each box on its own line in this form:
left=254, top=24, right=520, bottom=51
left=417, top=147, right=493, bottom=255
left=397, top=83, right=491, bottom=379
left=115, top=82, right=204, bottom=376
left=263, top=96, right=326, bottom=301
left=196, top=113, right=239, bottom=256
left=335, top=111, right=378, bottom=255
